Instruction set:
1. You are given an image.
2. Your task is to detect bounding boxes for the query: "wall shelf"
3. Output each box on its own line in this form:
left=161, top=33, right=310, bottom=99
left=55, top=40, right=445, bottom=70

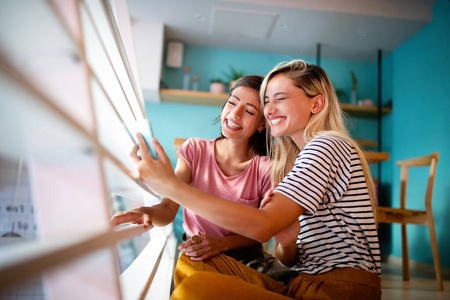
left=161, top=89, right=391, bottom=158
left=160, top=89, right=392, bottom=119
left=340, top=103, right=392, bottom=119
left=160, top=89, right=228, bottom=106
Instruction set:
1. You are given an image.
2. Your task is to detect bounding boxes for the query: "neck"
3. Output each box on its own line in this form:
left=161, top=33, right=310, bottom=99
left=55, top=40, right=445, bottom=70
left=215, top=138, right=252, bottom=163
left=291, top=133, right=307, bottom=150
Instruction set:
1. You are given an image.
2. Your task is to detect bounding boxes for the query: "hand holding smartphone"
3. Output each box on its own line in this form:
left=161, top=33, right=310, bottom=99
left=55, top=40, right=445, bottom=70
left=133, top=119, right=159, bottom=160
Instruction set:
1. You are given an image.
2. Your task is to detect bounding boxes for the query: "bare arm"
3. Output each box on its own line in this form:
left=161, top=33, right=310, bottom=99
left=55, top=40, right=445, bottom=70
left=261, top=182, right=300, bottom=267
left=131, top=134, right=305, bottom=242
left=274, top=221, right=300, bottom=267
left=110, top=155, right=191, bottom=228
left=110, top=198, right=179, bottom=229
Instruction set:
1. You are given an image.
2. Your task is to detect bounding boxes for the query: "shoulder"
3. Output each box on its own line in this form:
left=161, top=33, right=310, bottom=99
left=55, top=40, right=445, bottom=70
left=302, top=135, right=352, bottom=161
left=297, top=136, right=354, bottom=175
left=256, top=154, right=270, bottom=167
left=183, top=137, right=214, bottom=150
left=253, top=154, right=271, bottom=174
left=306, top=135, right=351, bottom=150
left=178, top=138, right=215, bottom=162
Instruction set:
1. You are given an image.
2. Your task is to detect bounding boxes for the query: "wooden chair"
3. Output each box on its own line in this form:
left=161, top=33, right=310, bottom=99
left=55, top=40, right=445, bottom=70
left=375, top=152, right=442, bottom=291
left=174, top=138, right=187, bottom=159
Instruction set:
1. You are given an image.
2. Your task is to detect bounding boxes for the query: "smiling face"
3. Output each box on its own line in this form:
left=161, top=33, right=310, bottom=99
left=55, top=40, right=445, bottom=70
left=263, top=73, right=316, bottom=148
left=221, top=86, right=265, bottom=141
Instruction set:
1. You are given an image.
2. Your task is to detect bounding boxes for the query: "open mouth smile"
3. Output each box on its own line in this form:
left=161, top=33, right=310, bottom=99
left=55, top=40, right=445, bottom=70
left=226, top=119, right=242, bottom=129
left=269, top=117, right=285, bottom=126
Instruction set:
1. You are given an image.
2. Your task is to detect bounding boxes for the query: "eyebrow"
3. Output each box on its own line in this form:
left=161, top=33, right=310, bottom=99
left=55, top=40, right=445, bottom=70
left=264, top=92, right=288, bottom=99
left=231, top=94, right=258, bottom=110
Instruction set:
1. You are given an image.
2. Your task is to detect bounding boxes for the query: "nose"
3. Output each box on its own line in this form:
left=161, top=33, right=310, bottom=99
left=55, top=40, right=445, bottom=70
left=230, top=105, right=244, bottom=119
left=264, top=100, right=274, bottom=116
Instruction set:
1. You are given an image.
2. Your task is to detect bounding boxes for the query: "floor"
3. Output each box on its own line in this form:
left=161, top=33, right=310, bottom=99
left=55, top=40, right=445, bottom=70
left=381, top=260, right=450, bottom=300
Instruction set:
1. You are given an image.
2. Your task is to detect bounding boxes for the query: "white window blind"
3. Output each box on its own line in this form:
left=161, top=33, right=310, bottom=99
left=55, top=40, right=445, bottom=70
left=0, top=1, right=175, bottom=299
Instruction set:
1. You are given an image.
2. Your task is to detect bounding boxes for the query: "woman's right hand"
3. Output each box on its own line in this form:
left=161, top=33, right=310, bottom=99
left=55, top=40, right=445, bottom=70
left=130, top=133, right=178, bottom=197
left=110, top=207, right=152, bottom=229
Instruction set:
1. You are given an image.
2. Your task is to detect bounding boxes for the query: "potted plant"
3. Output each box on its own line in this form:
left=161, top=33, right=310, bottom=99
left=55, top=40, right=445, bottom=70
left=335, top=88, right=347, bottom=102
left=223, top=66, right=245, bottom=92
left=209, top=77, right=225, bottom=94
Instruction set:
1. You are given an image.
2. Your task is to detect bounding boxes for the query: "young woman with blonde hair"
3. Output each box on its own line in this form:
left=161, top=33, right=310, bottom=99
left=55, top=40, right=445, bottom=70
left=130, top=60, right=381, bottom=300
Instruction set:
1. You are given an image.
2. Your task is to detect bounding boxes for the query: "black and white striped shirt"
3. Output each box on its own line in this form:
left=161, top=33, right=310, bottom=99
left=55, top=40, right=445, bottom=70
left=275, top=135, right=381, bottom=275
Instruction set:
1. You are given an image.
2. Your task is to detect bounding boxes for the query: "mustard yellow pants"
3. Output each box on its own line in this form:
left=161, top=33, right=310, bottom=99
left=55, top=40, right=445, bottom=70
left=172, top=253, right=381, bottom=300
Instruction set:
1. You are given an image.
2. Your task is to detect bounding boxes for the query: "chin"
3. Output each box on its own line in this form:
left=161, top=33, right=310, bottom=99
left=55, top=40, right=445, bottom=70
left=270, top=130, right=283, bottom=137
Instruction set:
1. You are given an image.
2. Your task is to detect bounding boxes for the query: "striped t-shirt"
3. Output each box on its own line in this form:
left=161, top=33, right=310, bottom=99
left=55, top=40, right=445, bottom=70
left=275, top=135, right=381, bottom=275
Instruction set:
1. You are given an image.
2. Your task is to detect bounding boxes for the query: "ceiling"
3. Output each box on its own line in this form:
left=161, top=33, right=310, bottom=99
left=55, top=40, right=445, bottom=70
left=127, top=0, right=438, bottom=62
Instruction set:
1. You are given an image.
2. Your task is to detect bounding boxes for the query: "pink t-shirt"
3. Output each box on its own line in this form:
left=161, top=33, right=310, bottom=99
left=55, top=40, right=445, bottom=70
left=178, top=138, right=271, bottom=237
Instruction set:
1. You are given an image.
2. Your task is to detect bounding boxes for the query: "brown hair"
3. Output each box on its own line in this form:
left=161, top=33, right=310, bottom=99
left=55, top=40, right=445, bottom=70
left=215, top=75, right=267, bottom=156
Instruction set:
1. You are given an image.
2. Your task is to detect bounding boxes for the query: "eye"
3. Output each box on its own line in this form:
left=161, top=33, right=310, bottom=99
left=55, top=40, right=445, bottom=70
left=277, top=97, right=285, bottom=101
left=227, top=100, right=236, bottom=106
left=245, top=110, right=255, bottom=116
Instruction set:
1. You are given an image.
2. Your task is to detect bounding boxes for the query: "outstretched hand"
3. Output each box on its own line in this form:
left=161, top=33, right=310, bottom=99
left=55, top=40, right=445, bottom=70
left=130, top=133, right=177, bottom=196
left=110, top=207, right=152, bottom=229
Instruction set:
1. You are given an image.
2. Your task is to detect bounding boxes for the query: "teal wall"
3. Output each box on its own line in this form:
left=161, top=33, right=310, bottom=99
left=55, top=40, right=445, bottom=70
left=163, top=46, right=379, bottom=102
left=146, top=102, right=221, bottom=165
left=144, top=0, right=450, bottom=269
left=161, top=46, right=381, bottom=161
left=146, top=3, right=450, bottom=266
left=148, top=48, right=386, bottom=244
left=387, top=0, right=450, bottom=267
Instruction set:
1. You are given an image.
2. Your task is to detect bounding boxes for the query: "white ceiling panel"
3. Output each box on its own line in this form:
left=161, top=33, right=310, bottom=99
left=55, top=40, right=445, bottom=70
left=128, top=0, right=438, bottom=61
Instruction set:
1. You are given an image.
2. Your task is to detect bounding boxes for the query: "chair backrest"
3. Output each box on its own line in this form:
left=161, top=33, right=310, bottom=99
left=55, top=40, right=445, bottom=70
left=396, top=152, right=439, bottom=211
left=174, top=138, right=188, bottom=159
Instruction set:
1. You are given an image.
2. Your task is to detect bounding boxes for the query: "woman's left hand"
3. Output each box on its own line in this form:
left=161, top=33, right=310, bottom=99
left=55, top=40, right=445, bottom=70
left=260, top=182, right=278, bottom=209
left=130, top=133, right=177, bottom=195
left=178, top=235, right=225, bottom=261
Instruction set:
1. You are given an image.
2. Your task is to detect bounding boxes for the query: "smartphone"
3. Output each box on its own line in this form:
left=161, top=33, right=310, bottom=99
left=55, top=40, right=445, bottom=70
left=133, top=119, right=159, bottom=160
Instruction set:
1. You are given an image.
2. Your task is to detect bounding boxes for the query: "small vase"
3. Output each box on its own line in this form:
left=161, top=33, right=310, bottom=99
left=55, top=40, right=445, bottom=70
left=210, top=82, right=225, bottom=94
left=182, top=66, right=191, bottom=90
left=192, top=76, right=199, bottom=91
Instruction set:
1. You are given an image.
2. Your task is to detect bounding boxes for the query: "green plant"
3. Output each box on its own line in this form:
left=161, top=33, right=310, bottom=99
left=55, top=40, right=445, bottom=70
left=210, top=77, right=224, bottom=84
left=222, top=66, right=245, bottom=82
left=335, top=88, right=347, bottom=101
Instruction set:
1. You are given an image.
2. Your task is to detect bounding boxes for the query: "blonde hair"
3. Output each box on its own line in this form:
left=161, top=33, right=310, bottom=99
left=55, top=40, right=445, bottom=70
left=260, top=60, right=377, bottom=214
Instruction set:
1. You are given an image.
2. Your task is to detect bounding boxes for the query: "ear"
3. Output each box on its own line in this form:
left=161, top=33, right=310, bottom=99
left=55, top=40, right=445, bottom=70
left=257, top=121, right=265, bottom=133
left=311, top=95, right=325, bottom=114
